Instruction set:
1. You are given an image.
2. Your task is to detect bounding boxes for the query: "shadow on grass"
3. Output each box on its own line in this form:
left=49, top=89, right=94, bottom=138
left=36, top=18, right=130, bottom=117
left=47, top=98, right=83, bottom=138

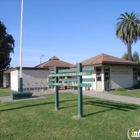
left=59, top=105, right=77, bottom=110
left=1, top=97, right=139, bottom=118
left=84, top=100, right=140, bottom=117
left=84, top=108, right=114, bottom=117
left=0, top=102, right=54, bottom=112
left=0, top=98, right=90, bottom=112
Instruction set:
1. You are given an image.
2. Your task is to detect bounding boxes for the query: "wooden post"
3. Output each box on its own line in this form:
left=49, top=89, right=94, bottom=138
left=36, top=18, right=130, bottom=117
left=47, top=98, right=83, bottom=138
left=77, top=63, right=83, bottom=118
left=47, top=64, right=95, bottom=118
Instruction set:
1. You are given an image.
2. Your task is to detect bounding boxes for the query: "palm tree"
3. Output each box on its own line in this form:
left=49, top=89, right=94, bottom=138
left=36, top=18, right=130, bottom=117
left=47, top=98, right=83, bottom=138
left=115, top=12, right=140, bottom=60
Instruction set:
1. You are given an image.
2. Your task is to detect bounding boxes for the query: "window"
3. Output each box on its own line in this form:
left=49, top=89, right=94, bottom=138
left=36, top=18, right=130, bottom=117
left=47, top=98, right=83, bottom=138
left=96, top=68, right=101, bottom=81
left=104, top=68, right=110, bottom=81
left=133, top=68, right=138, bottom=80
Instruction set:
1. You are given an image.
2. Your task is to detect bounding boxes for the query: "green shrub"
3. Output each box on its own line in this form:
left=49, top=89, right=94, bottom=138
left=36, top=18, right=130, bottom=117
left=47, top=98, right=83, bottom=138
left=133, top=85, right=140, bottom=89
left=115, top=88, right=126, bottom=91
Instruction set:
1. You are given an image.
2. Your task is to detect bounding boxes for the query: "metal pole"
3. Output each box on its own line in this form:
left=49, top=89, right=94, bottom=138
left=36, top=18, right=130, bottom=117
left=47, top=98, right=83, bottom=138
left=40, top=55, right=44, bottom=64
left=54, top=67, right=59, bottom=110
left=18, top=0, right=24, bottom=92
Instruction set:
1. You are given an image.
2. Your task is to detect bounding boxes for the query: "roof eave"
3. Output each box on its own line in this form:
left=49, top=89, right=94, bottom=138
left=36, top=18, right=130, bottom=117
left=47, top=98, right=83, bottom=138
left=70, top=62, right=140, bottom=68
left=102, top=62, right=139, bottom=67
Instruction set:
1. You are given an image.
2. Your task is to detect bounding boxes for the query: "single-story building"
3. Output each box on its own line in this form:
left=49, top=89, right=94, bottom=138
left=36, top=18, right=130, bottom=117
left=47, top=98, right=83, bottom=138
left=70, top=53, right=140, bottom=91
left=3, top=56, right=72, bottom=91
left=3, top=67, right=50, bottom=91
left=4, top=54, right=140, bottom=91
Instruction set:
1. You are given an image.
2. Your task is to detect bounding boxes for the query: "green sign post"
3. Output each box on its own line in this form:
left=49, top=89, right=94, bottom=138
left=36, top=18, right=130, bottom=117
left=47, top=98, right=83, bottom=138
left=47, top=63, right=95, bottom=119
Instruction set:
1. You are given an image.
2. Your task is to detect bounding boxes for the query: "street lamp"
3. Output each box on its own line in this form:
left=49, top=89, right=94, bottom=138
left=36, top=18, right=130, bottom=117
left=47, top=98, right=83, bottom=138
left=18, top=0, right=24, bottom=92
left=40, top=55, right=44, bottom=64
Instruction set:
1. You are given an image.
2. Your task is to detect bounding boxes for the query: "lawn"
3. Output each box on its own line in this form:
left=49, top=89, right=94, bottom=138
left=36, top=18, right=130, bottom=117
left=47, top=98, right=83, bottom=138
left=0, top=88, right=14, bottom=97
left=107, top=89, right=140, bottom=98
left=0, top=93, right=140, bottom=140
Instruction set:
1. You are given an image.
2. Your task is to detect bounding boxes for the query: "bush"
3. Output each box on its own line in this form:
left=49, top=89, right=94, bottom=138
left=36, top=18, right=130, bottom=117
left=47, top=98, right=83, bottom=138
left=115, top=88, right=126, bottom=91
left=133, top=85, right=140, bottom=89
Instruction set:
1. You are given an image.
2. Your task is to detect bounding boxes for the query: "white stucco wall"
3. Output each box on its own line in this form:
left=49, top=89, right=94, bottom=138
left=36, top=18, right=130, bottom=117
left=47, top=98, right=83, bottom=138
left=82, top=75, right=92, bottom=90
left=81, top=66, right=136, bottom=91
left=101, top=68, right=104, bottom=90
left=3, top=74, right=7, bottom=88
left=22, top=69, right=49, bottom=91
left=82, top=71, right=96, bottom=90
left=110, top=67, right=133, bottom=89
left=11, top=70, right=19, bottom=91
left=92, top=73, right=96, bottom=90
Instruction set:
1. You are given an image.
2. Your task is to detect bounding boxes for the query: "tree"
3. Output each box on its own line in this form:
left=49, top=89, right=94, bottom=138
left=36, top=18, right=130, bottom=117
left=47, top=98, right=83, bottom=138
left=115, top=12, right=140, bottom=61
left=121, top=52, right=128, bottom=60
left=122, top=51, right=140, bottom=64
left=133, top=51, right=139, bottom=62
left=0, top=21, right=14, bottom=72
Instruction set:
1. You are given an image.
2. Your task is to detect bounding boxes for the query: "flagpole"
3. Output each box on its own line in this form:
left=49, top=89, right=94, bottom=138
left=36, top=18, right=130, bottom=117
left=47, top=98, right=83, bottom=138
left=19, top=0, right=24, bottom=92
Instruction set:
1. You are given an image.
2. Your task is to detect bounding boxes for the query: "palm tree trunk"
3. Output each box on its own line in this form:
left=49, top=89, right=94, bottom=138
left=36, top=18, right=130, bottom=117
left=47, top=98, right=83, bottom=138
left=127, top=43, right=132, bottom=61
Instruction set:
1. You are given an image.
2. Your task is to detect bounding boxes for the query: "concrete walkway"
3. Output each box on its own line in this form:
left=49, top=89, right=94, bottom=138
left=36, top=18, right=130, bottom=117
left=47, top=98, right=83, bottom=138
left=0, top=89, right=140, bottom=105
left=82, top=90, right=140, bottom=105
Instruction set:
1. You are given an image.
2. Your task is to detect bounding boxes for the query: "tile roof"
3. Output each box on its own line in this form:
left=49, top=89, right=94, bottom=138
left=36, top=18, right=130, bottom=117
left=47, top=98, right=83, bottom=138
left=3, top=67, right=49, bottom=74
left=35, top=56, right=72, bottom=68
left=70, top=53, right=139, bottom=67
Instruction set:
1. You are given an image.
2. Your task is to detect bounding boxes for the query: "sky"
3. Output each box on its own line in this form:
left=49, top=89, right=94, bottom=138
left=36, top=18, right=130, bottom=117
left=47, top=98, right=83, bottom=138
left=0, top=0, right=140, bottom=67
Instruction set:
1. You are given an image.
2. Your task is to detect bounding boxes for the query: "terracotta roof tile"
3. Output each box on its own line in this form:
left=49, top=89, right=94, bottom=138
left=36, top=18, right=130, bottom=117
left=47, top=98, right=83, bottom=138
left=70, top=53, right=139, bottom=67
left=3, top=67, right=49, bottom=74
left=35, top=56, right=72, bottom=68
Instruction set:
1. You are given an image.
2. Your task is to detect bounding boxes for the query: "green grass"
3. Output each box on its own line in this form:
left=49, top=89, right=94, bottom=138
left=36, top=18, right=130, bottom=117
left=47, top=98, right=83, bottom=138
left=0, top=93, right=140, bottom=140
left=0, top=88, right=14, bottom=97
left=107, top=89, right=140, bottom=98
left=115, top=87, right=126, bottom=91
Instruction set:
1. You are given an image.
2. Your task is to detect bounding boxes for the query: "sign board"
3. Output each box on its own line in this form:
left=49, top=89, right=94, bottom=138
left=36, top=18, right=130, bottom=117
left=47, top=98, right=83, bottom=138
left=48, top=82, right=91, bottom=87
left=47, top=63, right=95, bottom=119
left=48, top=72, right=91, bottom=77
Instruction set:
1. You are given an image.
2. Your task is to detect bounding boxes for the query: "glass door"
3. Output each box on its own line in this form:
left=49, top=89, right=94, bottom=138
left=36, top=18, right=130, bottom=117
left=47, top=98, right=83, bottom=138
left=96, top=67, right=102, bottom=90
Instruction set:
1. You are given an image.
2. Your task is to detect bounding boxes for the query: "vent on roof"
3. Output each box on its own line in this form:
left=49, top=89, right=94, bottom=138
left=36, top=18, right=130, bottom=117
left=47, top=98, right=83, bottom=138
left=49, top=56, right=59, bottom=60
